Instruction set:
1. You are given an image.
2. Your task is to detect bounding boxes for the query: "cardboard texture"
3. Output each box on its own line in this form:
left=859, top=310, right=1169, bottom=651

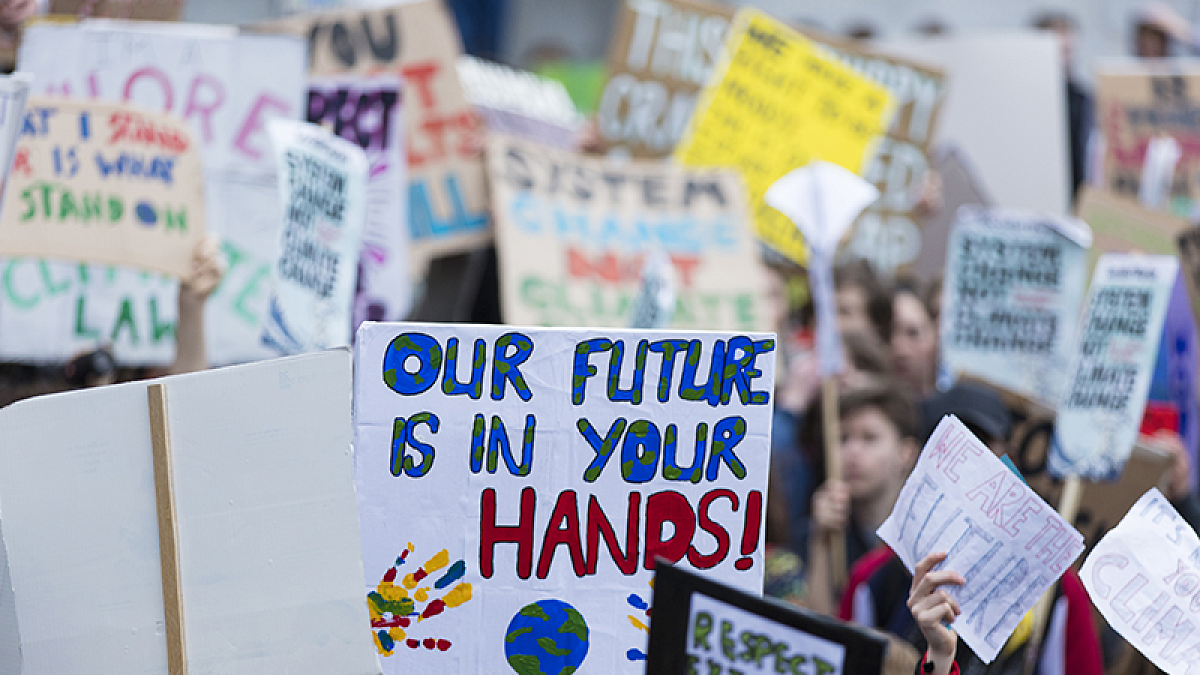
left=458, top=56, right=582, bottom=150
left=597, top=0, right=734, bottom=158
left=803, top=31, right=947, bottom=274
left=307, top=75, right=412, bottom=328
left=15, top=21, right=307, bottom=365
left=675, top=8, right=895, bottom=265
left=645, top=563, right=887, bottom=675
left=262, top=120, right=368, bottom=355
left=882, top=32, right=1070, bottom=218
left=1078, top=187, right=1191, bottom=276
left=353, top=322, right=775, bottom=674
left=940, top=207, right=1090, bottom=405
left=488, top=134, right=772, bottom=331
left=1051, top=255, right=1179, bottom=480
left=48, top=0, right=185, bottom=21
left=1096, top=59, right=1200, bottom=215
left=0, top=97, right=205, bottom=277
left=0, top=350, right=381, bottom=674
left=258, top=1, right=490, bottom=262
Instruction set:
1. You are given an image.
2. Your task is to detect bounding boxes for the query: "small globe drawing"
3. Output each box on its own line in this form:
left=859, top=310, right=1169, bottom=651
left=504, top=599, right=590, bottom=675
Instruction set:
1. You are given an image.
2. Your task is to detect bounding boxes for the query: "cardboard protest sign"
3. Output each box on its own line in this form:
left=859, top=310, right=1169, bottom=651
left=0, top=259, right=178, bottom=364
left=48, top=0, right=184, bottom=21
left=877, top=415, right=1085, bottom=663
left=258, top=1, right=490, bottom=262
left=881, top=33, right=1070, bottom=217
left=1050, top=255, right=1179, bottom=480
left=1082, top=489, right=1200, bottom=674
left=17, top=21, right=308, bottom=365
left=353, top=322, right=775, bottom=673
left=597, top=0, right=734, bottom=158
left=1077, top=187, right=1191, bottom=276
left=0, top=350, right=381, bottom=674
left=645, top=563, right=887, bottom=674
left=675, top=9, right=895, bottom=265
left=488, top=134, right=772, bottom=332
left=306, top=75, right=412, bottom=327
left=1096, top=60, right=1200, bottom=215
left=262, top=120, right=367, bottom=354
left=802, top=32, right=947, bottom=274
left=0, top=98, right=205, bottom=277
left=940, top=207, right=1091, bottom=405
left=458, top=56, right=582, bottom=150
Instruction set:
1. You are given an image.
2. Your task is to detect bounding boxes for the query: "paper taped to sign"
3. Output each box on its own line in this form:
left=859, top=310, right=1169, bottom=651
left=353, top=322, right=775, bottom=674
left=877, top=415, right=1084, bottom=663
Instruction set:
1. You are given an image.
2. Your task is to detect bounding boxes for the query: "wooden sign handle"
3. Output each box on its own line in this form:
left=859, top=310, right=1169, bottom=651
left=821, top=378, right=847, bottom=590
left=148, top=383, right=188, bottom=675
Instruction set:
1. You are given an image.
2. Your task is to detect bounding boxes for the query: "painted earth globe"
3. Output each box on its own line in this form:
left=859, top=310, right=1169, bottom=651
left=504, top=599, right=589, bottom=675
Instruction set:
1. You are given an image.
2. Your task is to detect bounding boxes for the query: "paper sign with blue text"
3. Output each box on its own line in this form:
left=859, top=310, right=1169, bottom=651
left=0, top=97, right=205, bottom=277
left=1081, top=489, right=1200, bottom=675
left=1050, top=255, right=1179, bottom=480
left=352, top=322, right=776, bottom=674
left=940, top=207, right=1090, bottom=406
left=877, top=415, right=1085, bottom=664
left=18, top=20, right=307, bottom=365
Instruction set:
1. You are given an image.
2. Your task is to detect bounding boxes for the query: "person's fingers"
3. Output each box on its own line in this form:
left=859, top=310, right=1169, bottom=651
left=911, top=552, right=948, bottom=592
left=913, top=569, right=966, bottom=601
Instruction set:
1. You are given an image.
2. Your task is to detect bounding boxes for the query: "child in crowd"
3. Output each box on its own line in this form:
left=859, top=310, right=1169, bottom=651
left=846, top=382, right=1103, bottom=675
left=891, top=279, right=941, bottom=401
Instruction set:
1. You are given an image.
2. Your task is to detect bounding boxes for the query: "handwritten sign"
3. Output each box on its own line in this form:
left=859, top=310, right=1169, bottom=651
left=0, top=73, right=30, bottom=194
left=353, top=322, right=775, bottom=674
left=645, top=563, right=886, bottom=674
left=877, top=415, right=1084, bottom=663
left=307, top=75, right=412, bottom=327
left=18, top=21, right=308, bottom=365
left=1050, top=255, right=1179, bottom=480
left=1097, top=60, right=1200, bottom=215
left=1082, top=489, right=1200, bottom=675
left=0, top=350, right=380, bottom=674
left=940, top=207, right=1090, bottom=405
left=259, top=1, right=489, bottom=262
left=598, top=0, right=733, bottom=158
left=489, top=134, right=771, bottom=331
left=458, top=56, right=582, bottom=150
left=262, top=120, right=367, bottom=354
left=675, top=9, right=894, bottom=265
left=0, top=98, right=205, bottom=277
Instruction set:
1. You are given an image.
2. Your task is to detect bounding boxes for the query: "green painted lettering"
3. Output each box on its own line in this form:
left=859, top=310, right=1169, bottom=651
left=165, top=207, right=186, bottom=232
left=82, top=193, right=102, bottom=221
left=74, top=295, right=100, bottom=339
left=110, top=297, right=138, bottom=344
left=3, top=260, right=38, bottom=308
left=108, top=197, right=123, bottom=223
left=39, top=260, right=70, bottom=296
left=234, top=265, right=270, bottom=326
left=58, top=189, right=78, bottom=221
left=149, top=296, right=174, bottom=342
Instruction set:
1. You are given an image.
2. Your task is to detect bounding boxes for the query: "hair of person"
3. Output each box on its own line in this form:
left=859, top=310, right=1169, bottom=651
left=839, top=381, right=919, bottom=442
left=1032, top=11, right=1076, bottom=32
left=834, top=258, right=894, bottom=342
left=843, top=329, right=892, bottom=376
left=892, top=274, right=937, bottom=320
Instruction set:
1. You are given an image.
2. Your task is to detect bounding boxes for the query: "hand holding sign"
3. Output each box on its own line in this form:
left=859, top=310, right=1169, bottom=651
left=908, top=551, right=965, bottom=675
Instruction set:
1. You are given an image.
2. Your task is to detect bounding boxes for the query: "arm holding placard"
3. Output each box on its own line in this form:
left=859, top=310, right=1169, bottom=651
left=171, top=235, right=225, bottom=375
left=806, top=477, right=850, bottom=614
left=908, top=552, right=963, bottom=675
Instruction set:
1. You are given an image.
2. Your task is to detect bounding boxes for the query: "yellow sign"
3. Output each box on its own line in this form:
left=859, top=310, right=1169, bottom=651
left=676, top=9, right=895, bottom=264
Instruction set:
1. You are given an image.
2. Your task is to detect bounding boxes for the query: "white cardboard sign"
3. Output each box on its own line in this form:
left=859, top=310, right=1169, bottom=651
left=353, top=322, right=775, bottom=674
left=877, top=415, right=1084, bottom=663
left=1082, top=489, right=1200, bottom=675
left=0, top=350, right=380, bottom=674
left=262, top=120, right=367, bottom=354
left=1050, top=255, right=1179, bottom=480
left=940, top=207, right=1090, bottom=405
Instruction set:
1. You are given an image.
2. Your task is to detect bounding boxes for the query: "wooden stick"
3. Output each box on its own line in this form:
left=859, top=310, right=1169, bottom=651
left=148, top=383, right=188, bottom=675
left=1022, top=474, right=1083, bottom=675
left=821, top=378, right=847, bottom=591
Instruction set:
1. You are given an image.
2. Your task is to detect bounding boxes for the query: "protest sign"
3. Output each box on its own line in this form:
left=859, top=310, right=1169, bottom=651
left=262, top=120, right=367, bottom=354
left=48, top=0, right=185, bottom=21
left=307, top=75, right=412, bottom=327
left=645, top=563, right=887, bottom=675
left=1082, top=489, right=1200, bottom=675
left=1078, top=187, right=1191, bottom=276
left=913, top=143, right=993, bottom=283
left=1178, top=226, right=1200, bottom=319
left=1050, top=255, right=1179, bottom=480
left=877, top=415, right=1085, bottom=663
left=0, top=350, right=381, bottom=674
left=258, top=1, right=490, bottom=262
left=940, top=207, right=1090, bottom=405
left=802, top=32, right=947, bottom=274
left=0, top=259, right=178, bottom=364
left=0, top=73, right=29, bottom=194
left=675, top=8, right=895, bottom=265
left=597, top=0, right=734, bottom=158
left=1147, top=276, right=1200, bottom=486
left=353, top=322, right=775, bottom=673
left=0, top=97, right=205, bottom=277
left=488, top=133, right=772, bottom=332
left=882, top=33, right=1070, bottom=217
left=1096, top=59, right=1200, bottom=216
left=17, top=21, right=307, bottom=365
left=458, top=56, right=582, bottom=150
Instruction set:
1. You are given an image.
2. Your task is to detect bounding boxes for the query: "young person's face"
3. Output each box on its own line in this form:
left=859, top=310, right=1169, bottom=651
left=891, top=292, right=938, bottom=396
left=836, top=284, right=872, bottom=337
left=841, top=406, right=915, bottom=502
